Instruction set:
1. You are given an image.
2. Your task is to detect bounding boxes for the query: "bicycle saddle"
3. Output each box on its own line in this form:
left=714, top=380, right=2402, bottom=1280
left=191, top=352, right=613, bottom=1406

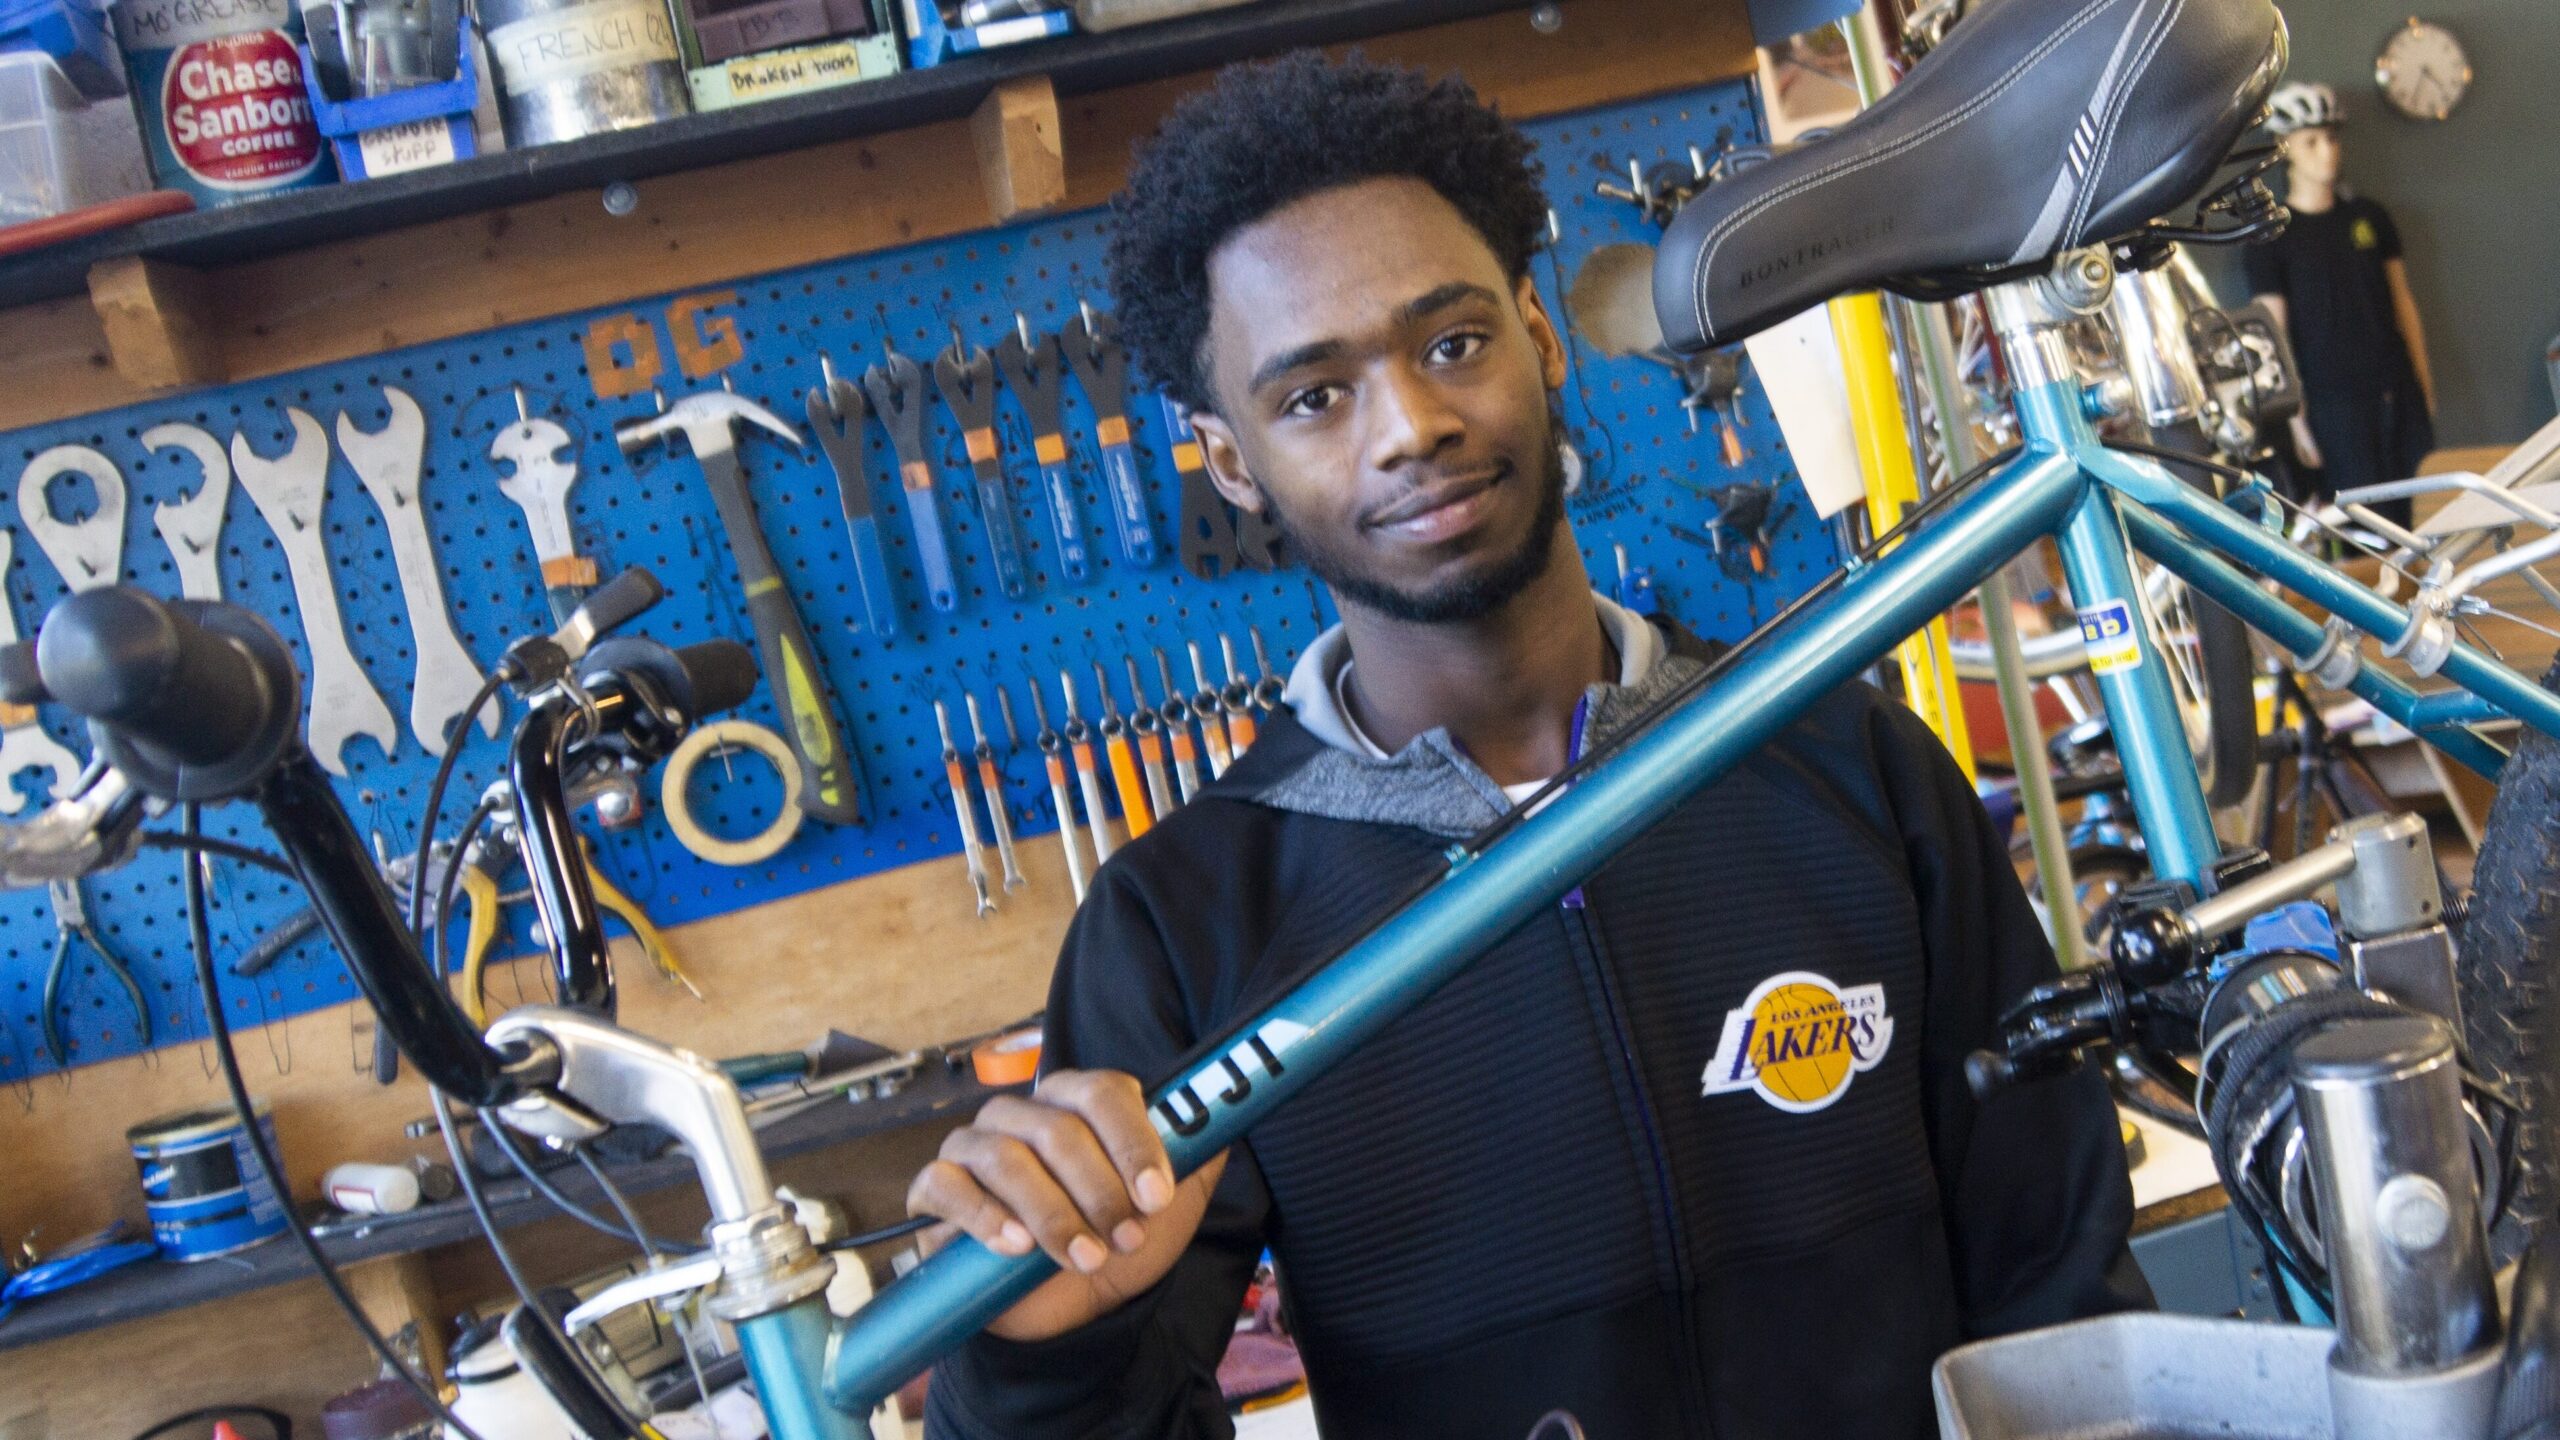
left=1654, top=0, right=2287, bottom=352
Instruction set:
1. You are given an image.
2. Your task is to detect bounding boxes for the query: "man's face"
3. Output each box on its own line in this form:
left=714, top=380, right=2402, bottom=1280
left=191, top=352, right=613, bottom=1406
left=2286, top=125, right=2340, bottom=186
left=1188, top=177, right=1571, bottom=625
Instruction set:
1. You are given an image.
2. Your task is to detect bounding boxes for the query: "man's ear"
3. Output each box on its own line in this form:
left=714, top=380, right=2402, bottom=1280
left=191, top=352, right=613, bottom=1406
left=1515, top=273, right=1570, bottom=393
left=1190, top=409, right=1269, bottom=516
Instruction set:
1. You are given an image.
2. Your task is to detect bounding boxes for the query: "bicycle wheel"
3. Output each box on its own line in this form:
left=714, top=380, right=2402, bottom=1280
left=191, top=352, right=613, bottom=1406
left=2457, top=657, right=2560, bottom=1266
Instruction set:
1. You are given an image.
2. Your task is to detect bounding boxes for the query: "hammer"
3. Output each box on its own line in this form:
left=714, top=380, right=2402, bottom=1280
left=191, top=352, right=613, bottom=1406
left=617, top=390, right=864, bottom=827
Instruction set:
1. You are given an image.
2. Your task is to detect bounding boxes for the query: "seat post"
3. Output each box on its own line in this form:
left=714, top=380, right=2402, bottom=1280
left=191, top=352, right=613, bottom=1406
left=1987, top=252, right=2223, bottom=889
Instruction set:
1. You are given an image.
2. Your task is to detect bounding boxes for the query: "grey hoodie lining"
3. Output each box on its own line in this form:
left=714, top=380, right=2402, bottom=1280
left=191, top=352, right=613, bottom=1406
left=1259, top=595, right=1703, bottom=837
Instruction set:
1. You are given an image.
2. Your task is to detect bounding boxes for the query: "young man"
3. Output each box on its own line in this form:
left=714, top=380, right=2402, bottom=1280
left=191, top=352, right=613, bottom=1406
left=2247, top=82, right=2438, bottom=521
left=911, top=54, right=2148, bottom=1439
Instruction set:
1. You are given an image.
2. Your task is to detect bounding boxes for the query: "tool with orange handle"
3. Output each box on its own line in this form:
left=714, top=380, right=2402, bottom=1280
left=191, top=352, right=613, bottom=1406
left=1023, top=680, right=1089, bottom=902
left=965, top=692, right=1027, bottom=892
left=1153, top=648, right=1204, bottom=804
left=1058, top=670, right=1116, bottom=863
left=933, top=700, right=996, bottom=916
left=1091, top=662, right=1155, bottom=839
left=1188, top=640, right=1235, bottom=778
left=1219, top=634, right=1260, bottom=755
left=1123, top=656, right=1177, bottom=817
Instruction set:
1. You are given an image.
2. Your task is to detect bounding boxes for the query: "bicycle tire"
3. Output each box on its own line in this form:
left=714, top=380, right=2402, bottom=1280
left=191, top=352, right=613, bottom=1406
left=2191, top=589, right=2259, bottom=810
left=2457, top=656, right=2560, bottom=1267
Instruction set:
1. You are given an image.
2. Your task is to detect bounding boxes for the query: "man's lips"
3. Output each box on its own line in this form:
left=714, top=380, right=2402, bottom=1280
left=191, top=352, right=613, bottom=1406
left=1365, top=465, right=1509, bottom=538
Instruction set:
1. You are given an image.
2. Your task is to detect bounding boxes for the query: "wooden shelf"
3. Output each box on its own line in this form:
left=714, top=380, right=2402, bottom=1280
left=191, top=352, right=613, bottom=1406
left=0, top=1059, right=1008, bottom=1354
left=0, top=0, right=1529, bottom=307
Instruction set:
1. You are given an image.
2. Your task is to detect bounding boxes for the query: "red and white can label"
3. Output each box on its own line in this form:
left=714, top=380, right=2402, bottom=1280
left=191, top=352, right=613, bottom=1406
left=159, top=30, right=323, bottom=190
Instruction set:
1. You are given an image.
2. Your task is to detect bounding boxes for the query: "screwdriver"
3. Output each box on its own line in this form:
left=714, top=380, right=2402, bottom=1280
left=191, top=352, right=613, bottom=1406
left=1124, top=656, right=1178, bottom=818
left=966, top=693, right=1027, bottom=892
left=1058, top=670, right=1117, bottom=863
left=1153, top=647, right=1204, bottom=804
left=1219, top=634, right=1260, bottom=755
left=1024, top=680, right=1089, bottom=903
left=1188, top=640, right=1235, bottom=778
left=1092, top=661, right=1156, bottom=839
left=933, top=700, right=996, bottom=917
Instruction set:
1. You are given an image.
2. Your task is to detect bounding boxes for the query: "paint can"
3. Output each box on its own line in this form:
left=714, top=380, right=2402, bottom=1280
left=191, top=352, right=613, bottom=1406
left=113, top=0, right=334, bottom=207
left=477, top=0, right=689, bottom=148
left=127, top=1101, right=291, bottom=1261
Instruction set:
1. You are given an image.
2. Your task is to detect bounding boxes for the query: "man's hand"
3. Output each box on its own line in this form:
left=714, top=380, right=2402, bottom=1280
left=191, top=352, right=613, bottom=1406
left=908, top=1069, right=1227, bottom=1341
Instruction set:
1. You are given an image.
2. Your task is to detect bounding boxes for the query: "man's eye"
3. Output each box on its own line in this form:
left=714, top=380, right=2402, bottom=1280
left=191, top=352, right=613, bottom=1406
left=1282, top=385, right=1341, bottom=418
left=1429, top=331, right=1490, bottom=364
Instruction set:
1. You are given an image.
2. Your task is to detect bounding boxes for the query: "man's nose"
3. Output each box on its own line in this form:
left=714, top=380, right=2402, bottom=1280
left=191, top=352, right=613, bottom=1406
left=1366, top=364, right=1465, bottom=471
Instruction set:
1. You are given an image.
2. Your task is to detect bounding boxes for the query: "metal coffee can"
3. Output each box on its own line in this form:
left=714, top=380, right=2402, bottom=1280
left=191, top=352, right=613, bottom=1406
left=128, top=1100, right=291, bottom=1261
left=114, top=0, right=335, bottom=206
left=478, top=0, right=690, bottom=148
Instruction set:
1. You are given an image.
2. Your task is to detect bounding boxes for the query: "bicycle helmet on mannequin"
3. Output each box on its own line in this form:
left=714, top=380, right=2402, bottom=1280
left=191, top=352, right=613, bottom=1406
left=2265, top=81, right=2341, bottom=135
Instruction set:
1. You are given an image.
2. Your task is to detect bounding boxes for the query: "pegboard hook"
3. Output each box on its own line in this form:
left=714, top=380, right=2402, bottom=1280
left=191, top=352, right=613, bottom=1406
left=512, top=385, right=530, bottom=423
left=1077, top=299, right=1100, bottom=343
left=819, top=352, right=840, bottom=397
left=1014, top=311, right=1035, bottom=354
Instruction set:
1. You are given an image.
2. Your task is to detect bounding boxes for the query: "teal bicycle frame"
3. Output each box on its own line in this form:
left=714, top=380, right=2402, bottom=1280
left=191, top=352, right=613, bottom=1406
left=709, top=291, right=2560, bottom=1436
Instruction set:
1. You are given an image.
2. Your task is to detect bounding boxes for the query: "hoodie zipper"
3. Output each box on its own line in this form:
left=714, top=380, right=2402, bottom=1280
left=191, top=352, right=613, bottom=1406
left=1551, top=700, right=1715, bottom=1436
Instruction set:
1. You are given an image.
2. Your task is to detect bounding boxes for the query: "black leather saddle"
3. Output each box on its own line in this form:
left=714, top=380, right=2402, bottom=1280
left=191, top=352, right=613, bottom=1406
left=1653, top=0, right=2287, bottom=352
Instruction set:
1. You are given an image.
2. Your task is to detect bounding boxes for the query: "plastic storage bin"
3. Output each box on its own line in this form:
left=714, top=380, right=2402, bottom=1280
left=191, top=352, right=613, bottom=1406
left=0, top=0, right=121, bottom=100
left=0, top=48, right=148, bottom=224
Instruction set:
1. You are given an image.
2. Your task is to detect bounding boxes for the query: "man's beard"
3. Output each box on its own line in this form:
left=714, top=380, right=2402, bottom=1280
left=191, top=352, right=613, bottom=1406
left=1262, top=432, right=1568, bottom=625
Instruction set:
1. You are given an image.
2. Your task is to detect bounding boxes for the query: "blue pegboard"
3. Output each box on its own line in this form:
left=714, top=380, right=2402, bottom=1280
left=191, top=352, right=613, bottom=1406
left=0, top=75, right=1835, bottom=1082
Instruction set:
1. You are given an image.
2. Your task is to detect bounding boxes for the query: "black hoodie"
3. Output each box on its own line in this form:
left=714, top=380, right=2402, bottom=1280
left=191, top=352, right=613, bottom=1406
left=926, top=614, right=2147, bottom=1439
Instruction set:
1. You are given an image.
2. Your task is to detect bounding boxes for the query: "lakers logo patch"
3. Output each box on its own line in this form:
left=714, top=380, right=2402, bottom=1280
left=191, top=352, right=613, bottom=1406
left=1702, top=971, right=1893, bottom=1113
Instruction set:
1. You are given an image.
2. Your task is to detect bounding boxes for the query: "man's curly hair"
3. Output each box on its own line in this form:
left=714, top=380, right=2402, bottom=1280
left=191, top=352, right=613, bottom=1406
left=1106, top=52, right=1548, bottom=414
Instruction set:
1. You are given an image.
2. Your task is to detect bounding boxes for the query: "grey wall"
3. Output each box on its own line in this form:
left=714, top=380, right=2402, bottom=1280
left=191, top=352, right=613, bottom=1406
left=2256, top=1, right=2560, bottom=445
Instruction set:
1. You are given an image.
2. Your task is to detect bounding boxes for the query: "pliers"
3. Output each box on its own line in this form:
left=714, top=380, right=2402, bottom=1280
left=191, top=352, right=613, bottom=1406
left=41, top=877, right=149, bottom=1068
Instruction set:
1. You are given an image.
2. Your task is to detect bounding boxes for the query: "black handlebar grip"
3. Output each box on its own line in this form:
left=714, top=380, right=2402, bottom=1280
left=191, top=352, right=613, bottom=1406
left=673, top=639, right=758, bottom=719
left=38, top=589, right=279, bottom=766
left=572, top=568, right=665, bottom=644
left=0, top=641, right=44, bottom=706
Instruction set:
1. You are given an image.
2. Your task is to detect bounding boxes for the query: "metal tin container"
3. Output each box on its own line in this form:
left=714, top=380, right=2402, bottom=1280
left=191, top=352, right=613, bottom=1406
left=113, top=0, right=335, bottom=205
left=128, top=1101, right=290, bottom=1261
left=478, top=0, right=689, bottom=147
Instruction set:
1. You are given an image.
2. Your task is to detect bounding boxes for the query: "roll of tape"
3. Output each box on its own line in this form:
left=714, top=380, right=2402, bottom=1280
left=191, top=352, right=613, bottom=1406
left=971, top=1027, right=1042, bottom=1087
left=662, top=720, right=805, bottom=866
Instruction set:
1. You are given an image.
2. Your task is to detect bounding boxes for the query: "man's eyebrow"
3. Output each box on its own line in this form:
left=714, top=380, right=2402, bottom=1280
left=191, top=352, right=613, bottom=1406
left=1243, top=283, right=1503, bottom=394
left=1248, top=339, right=1345, bottom=394
left=1398, top=281, right=1501, bottom=325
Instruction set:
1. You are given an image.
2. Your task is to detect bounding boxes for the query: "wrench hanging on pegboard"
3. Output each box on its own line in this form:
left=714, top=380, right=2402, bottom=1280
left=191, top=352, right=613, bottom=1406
left=0, top=77, right=1837, bottom=1080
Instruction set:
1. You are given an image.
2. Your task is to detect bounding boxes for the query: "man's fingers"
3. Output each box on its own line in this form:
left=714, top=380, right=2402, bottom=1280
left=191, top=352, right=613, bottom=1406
left=941, top=1127, right=1115, bottom=1274
left=976, top=1094, right=1149, bottom=1254
left=1037, top=1070, right=1177, bottom=1215
left=907, top=1159, right=1035, bottom=1258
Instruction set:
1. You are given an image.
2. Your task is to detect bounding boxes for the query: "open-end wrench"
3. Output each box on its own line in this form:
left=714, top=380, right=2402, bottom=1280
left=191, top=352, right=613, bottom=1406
left=966, top=692, right=1026, bottom=891
left=0, top=530, right=81, bottom=813
left=931, top=334, right=1032, bottom=601
left=1058, top=669, right=1115, bottom=863
left=1188, top=640, right=1235, bottom=778
left=1155, top=395, right=1237, bottom=581
left=861, top=351, right=961, bottom=615
left=1022, top=679, right=1089, bottom=902
left=992, top=319, right=1090, bottom=583
left=231, top=411, right=400, bottom=776
left=1153, top=647, right=1203, bottom=804
left=806, top=364, right=901, bottom=643
left=934, top=700, right=996, bottom=916
left=1123, top=656, right=1176, bottom=818
left=338, top=388, right=494, bottom=755
left=490, top=404, right=597, bottom=627
left=141, top=424, right=230, bottom=601
left=617, top=390, right=864, bottom=826
left=1058, top=306, right=1164, bottom=569
left=18, top=444, right=126, bottom=592
left=1092, top=660, right=1154, bottom=840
